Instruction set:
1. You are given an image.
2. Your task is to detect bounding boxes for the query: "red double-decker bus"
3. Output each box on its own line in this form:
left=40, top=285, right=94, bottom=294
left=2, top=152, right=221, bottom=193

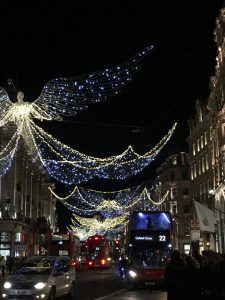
left=86, top=235, right=111, bottom=268
left=127, top=211, right=172, bottom=289
left=48, top=231, right=81, bottom=269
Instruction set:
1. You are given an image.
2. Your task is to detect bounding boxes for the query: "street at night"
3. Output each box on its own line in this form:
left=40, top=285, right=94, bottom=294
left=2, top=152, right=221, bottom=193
left=72, top=266, right=167, bottom=300
left=0, top=1, right=225, bottom=300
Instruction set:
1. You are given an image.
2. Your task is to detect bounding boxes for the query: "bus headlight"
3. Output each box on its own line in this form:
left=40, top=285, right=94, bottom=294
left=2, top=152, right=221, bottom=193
left=128, top=270, right=137, bottom=278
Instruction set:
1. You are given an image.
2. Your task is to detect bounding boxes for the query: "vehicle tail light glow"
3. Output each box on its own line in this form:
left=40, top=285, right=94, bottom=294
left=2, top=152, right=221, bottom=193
left=88, top=260, right=93, bottom=266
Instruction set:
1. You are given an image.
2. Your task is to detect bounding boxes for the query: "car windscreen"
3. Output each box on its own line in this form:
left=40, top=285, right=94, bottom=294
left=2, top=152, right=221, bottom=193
left=12, top=261, right=53, bottom=275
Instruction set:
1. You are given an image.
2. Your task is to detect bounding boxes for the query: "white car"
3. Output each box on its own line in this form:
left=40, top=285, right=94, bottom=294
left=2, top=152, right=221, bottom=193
left=1, top=255, right=76, bottom=299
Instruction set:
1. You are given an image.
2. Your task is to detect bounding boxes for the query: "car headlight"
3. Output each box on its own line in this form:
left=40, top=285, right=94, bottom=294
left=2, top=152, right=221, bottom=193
left=3, top=282, right=12, bottom=289
left=34, top=282, right=47, bottom=289
left=128, top=270, right=137, bottom=278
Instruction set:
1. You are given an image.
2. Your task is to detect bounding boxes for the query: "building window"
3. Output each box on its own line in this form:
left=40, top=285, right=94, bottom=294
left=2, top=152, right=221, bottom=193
left=191, top=166, right=194, bottom=180
left=204, top=131, right=208, bottom=145
left=200, top=183, right=203, bottom=195
left=197, top=139, right=200, bottom=152
left=193, top=143, right=196, bottom=156
left=202, top=157, right=205, bottom=173
left=199, top=160, right=201, bottom=175
left=184, top=244, right=190, bottom=255
left=172, top=156, right=177, bottom=165
left=205, top=154, right=209, bottom=170
left=201, top=135, right=204, bottom=149
left=184, top=221, right=190, bottom=235
left=194, top=163, right=197, bottom=178
left=170, top=202, right=177, bottom=214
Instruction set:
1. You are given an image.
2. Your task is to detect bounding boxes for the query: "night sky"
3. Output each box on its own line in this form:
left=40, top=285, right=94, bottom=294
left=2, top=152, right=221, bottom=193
left=0, top=1, right=223, bottom=229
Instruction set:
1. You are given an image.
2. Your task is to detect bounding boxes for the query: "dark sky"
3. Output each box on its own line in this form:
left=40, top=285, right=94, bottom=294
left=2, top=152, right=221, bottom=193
left=0, top=1, right=223, bottom=227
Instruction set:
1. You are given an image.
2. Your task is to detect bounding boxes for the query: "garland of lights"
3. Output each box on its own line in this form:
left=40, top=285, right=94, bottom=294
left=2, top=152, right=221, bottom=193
left=0, top=122, right=23, bottom=176
left=50, top=185, right=169, bottom=218
left=29, top=121, right=177, bottom=184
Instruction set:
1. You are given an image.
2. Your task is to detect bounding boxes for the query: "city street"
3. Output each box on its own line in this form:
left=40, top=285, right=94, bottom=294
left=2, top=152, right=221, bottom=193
left=73, top=265, right=167, bottom=300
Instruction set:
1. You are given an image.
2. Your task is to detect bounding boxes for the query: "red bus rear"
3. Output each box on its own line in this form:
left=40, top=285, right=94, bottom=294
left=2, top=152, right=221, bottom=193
left=86, top=235, right=111, bottom=268
left=48, top=231, right=81, bottom=270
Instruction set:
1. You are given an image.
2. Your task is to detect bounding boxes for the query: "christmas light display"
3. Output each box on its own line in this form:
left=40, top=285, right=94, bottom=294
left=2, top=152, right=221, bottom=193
left=50, top=184, right=169, bottom=218
left=69, top=212, right=129, bottom=235
left=0, top=122, right=23, bottom=176
left=0, top=44, right=177, bottom=184
left=0, top=45, right=153, bottom=125
left=29, top=121, right=177, bottom=184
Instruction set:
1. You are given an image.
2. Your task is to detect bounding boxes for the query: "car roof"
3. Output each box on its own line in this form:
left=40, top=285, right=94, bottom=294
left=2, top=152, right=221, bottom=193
left=25, top=256, right=71, bottom=261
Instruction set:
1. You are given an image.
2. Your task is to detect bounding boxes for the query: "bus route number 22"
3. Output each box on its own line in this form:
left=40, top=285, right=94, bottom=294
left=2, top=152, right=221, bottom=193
left=159, top=235, right=166, bottom=241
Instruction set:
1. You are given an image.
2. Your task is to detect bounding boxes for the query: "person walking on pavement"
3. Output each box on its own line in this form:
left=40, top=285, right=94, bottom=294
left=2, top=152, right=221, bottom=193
left=0, top=255, right=6, bottom=277
left=164, top=250, right=186, bottom=300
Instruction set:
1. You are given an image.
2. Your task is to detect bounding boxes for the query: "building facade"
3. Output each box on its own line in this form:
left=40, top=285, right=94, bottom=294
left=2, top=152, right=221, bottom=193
left=151, top=152, right=192, bottom=254
left=0, top=121, right=56, bottom=259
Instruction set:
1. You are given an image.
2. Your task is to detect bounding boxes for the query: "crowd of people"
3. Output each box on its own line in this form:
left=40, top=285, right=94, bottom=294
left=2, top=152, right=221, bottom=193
left=164, top=249, right=225, bottom=300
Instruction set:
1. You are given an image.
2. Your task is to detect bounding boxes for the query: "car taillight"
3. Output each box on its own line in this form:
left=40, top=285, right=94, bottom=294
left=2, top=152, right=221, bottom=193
left=71, top=260, right=77, bottom=267
left=88, top=260, right=93, bottom=266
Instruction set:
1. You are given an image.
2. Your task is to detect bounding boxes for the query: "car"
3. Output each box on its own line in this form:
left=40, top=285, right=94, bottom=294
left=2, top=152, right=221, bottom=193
left=1, top=255, right=76, bottom=299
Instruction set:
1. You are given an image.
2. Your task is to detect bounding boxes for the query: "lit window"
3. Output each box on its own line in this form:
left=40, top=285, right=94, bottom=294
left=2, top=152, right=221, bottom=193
left=193, top=143, right=196, bottom=156
left=197, top=139, right=200, bottom=152
left=202, top=157, right=205, bottom=173
left=205, top=154, right=209, bottom=170
left=201, top=135, right=204, bottom=148
left=199, top=160, right=201, bottom=175
left=204, top=131, right=208, bottom=145
left=172, top=156, right=177, bottom=165
left=194, top=163, right=197, bottom=178
left=191, top=166, right=194, bottom=180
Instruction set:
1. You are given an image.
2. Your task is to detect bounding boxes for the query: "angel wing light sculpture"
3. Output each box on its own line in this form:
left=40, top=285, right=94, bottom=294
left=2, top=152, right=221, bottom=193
left=0, top=44, right=177, bottom=184
left=0, top=45, right=154, bottom=125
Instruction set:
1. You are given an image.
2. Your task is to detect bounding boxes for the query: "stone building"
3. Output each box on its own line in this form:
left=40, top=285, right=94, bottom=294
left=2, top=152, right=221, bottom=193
left=0, top=117, right=56, bottom=258
left=206, top=7, right=225, bottom=253
left=186, top=99, right=216, bottom=253
left=151, top=152, right=192, bottom=254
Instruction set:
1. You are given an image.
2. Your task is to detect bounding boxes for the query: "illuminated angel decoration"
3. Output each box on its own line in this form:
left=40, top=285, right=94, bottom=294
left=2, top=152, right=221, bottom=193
left=0, top=45, right=154, bottom=125
left=0, top=44, right=177, bottom=184
left=69, top=212, right=129, bottom=235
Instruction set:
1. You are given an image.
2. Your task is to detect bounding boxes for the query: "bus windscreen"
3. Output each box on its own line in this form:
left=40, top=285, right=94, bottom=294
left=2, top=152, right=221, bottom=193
left=131, top=211, right=171, bottom=231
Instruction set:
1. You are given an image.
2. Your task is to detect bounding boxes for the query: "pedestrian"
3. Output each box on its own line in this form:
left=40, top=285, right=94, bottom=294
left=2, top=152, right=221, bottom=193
left=6, top=256, right=14, bottom=274
left=164, top=250, right=186, bottom=300
left=184, top=254, right=201, bottom=300
left=0, top=255, right=6, bottom=277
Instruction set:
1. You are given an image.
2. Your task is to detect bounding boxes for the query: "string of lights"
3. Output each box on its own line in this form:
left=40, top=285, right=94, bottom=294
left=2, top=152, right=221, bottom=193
left=0, top=122, right=23, bottom=176
left=29, top=121, right=177, bottom=184
left=50, top=184, right=169, bottom=218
